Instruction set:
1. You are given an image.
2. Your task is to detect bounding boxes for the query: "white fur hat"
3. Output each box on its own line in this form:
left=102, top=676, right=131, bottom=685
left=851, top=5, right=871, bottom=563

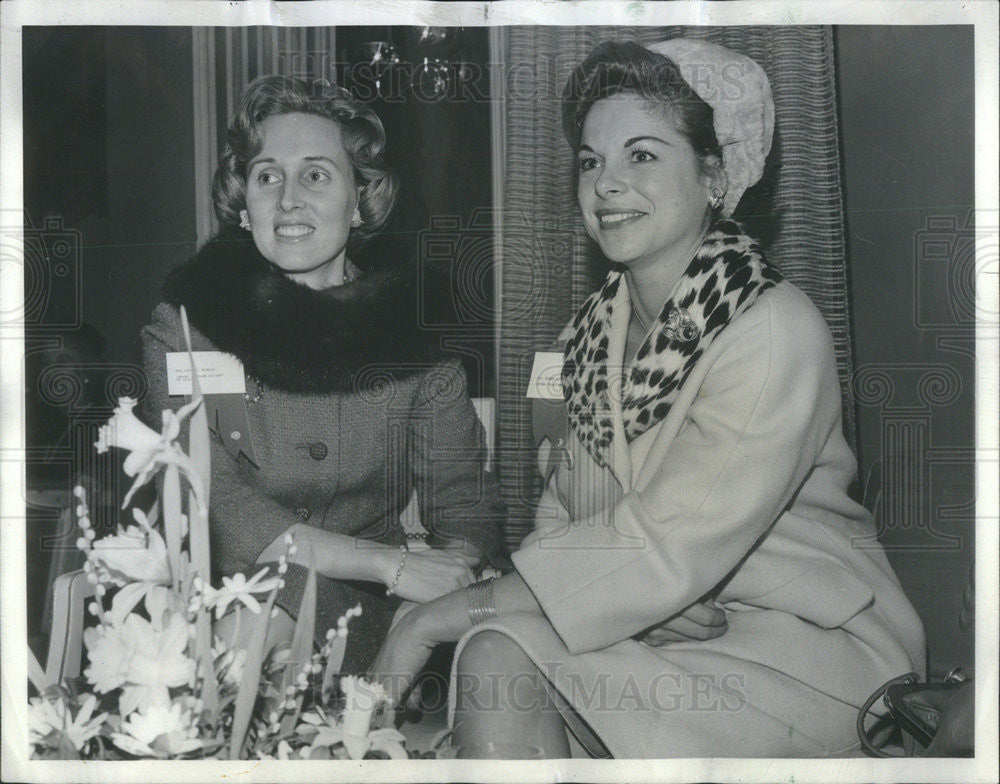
left=647, top=39, right=775, bottom=216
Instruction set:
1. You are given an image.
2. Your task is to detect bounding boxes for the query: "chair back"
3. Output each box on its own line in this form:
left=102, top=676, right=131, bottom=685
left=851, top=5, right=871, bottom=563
left=27, top=569, right=95, bottom=691
left=400, top=397, right=495, bottom=539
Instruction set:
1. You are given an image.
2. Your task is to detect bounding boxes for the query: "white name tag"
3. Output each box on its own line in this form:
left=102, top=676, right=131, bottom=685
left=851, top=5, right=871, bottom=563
left=526, top=351, right=565, bottom=400
left=166, top=351, right=247, bottom=395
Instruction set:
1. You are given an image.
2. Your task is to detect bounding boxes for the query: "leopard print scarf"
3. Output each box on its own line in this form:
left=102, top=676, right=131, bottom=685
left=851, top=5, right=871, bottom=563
left=562, top=220, right=783, bottom=471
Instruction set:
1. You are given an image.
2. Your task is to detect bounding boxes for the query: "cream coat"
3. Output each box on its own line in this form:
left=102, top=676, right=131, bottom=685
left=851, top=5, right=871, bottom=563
left=450, top=281, right=925, bottom=757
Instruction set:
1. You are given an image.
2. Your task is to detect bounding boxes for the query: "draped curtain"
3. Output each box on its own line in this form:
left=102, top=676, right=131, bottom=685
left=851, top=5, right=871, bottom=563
left=192, top=27, right=337, bottom=246
left=496, top=26, right=855, bottom=547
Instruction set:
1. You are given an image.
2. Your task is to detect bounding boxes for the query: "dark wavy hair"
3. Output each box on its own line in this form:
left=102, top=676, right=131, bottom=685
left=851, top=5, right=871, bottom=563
left=562, top=41, right=723, bottom=179
left=212, top=75, right=397, bottom=251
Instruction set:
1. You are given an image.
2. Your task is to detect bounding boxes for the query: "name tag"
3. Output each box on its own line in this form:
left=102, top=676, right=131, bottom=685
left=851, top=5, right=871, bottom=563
left=166, top=351, right=246, bottom=395
left=526, top=352, right=565, bottom=400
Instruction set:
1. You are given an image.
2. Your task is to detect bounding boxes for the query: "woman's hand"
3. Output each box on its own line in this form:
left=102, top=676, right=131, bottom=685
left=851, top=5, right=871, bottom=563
left=371, top=588, right=472, bottom=706
left=369, top=607, right=438, bottom=707
left=638, top=599, right=728, bottom=646
left=387, top=548, right=476, bottom=604
left=212, top=604, right=296, bottom=659
left=255, top=525, right=477, bottom=601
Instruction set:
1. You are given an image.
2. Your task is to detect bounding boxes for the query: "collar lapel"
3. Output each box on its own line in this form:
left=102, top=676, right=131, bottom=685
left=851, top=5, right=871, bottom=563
left=606, top=277, right=632, bottom=490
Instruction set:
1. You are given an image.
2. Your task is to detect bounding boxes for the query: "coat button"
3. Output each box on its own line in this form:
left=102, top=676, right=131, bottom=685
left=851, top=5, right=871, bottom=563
left=308, top=442, right=328, bottom=461
left=294, top=507, right=311, bottom=521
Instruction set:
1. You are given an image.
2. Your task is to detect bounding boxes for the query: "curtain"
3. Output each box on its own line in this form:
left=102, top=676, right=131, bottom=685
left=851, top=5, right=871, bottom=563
left=192, top=27, right=337, bottom=246
left=496, top=26, right=855, bottom=547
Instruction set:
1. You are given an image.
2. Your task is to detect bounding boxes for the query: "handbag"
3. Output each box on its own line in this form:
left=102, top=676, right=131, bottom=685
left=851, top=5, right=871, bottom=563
left=857, top=667, right=973, bottom=757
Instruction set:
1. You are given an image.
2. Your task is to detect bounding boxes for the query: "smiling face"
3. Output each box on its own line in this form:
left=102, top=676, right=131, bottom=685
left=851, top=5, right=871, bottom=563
left=244, top=112, right=360, bottom=289
left=577, top=94, right=721, bottom=276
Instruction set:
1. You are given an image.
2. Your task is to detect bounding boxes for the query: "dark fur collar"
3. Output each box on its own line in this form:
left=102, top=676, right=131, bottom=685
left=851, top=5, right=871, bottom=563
left=163, top=230, right=447, bottom=394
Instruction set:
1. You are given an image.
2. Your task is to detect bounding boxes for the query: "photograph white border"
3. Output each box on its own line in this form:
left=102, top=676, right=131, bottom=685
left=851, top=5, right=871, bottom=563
left=2, top=2, right=997, bottom=782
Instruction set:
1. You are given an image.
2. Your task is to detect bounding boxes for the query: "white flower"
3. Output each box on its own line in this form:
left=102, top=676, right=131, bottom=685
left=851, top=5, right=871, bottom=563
left=91, top=524, right=170, bottom=586
left=88, top=516, right=173, bottom=627
left=111, top=698, right=203, bottom=758
left=298, top=703, right=406, bottom=760
left=83, top=610, right=196, bottom=716
left=202, top=567, right=281, bottom=619
left=211, top=635, right=247, bottom=686
left=359, top=727, right=408, bottom=760
left=299, top=677, right=400, bottom=759
left=258, top=739, right=300, bottom=760
left=340, top=675, right=391, bottom=738
left=95, top=396, right=206, bottom=510
left=28, top=693, right=107, bottom=751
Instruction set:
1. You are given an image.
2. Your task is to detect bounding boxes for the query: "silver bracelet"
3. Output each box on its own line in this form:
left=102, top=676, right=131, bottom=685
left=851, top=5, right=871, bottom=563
left=385, top=545, right=408, bottom=597
left=467, top=576, right=497, bottom=626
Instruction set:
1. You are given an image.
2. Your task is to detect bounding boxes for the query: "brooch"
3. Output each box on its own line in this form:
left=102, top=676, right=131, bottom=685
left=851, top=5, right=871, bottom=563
left=662, top=307, right=699, bottom=343
left=244, top=374, right=263, bottom=403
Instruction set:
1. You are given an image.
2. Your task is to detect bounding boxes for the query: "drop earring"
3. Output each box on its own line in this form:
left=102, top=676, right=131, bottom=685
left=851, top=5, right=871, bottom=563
left=239, top=210, right=251, bottom=230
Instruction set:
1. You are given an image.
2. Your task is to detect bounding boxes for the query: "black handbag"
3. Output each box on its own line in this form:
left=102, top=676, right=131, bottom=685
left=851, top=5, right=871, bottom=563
left=857, top=667, right=973, bottom=757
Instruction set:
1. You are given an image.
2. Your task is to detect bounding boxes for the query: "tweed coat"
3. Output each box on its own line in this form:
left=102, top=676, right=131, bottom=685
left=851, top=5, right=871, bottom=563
left=141, top=232, right=505, bottom=672
left=449, top=281, right=925, bottom=757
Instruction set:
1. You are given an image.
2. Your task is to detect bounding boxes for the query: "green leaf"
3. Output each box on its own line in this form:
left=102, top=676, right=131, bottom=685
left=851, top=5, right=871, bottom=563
left=179, top=303, right=216, bottom=714
left=279, top=555, right=316, bottom=736
left=228, top=590, right=277, bottom=759
left=180, top=307, right=212, bottom=583
left=195, top=607, right=218, bottom=715
left=162, top=463, right=183, bottom=592
left=188, top=489, right=211, bottom=582
left=27, top=645, right=48, bottom=692
left=321, top=633, right=347, bottom=699
left=56, top=731, right=80, bottom=760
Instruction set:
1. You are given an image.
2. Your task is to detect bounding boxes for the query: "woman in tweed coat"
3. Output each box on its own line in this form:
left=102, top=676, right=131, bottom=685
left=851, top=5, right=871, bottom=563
left=141, top=76, right=505, bottom=673
left=371, top=40, right=924, bottom=757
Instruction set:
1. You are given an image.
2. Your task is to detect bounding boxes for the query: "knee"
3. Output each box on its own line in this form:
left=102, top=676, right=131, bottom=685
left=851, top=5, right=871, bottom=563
left=455, top=630, right=548, bottom=713
left=456, top=630, right=528, bottom=677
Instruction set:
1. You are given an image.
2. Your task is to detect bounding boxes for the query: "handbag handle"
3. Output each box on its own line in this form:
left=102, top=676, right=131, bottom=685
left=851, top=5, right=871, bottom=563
left=856, top=672, right=920, bottom=757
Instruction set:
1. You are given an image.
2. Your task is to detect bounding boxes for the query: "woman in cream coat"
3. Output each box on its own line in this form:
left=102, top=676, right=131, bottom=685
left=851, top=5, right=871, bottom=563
left=372, top=40, right=925, bottom=758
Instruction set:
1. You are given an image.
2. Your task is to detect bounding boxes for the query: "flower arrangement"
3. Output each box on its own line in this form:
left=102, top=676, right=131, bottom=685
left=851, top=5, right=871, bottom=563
left=28, top=308, right=416, bottom=761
